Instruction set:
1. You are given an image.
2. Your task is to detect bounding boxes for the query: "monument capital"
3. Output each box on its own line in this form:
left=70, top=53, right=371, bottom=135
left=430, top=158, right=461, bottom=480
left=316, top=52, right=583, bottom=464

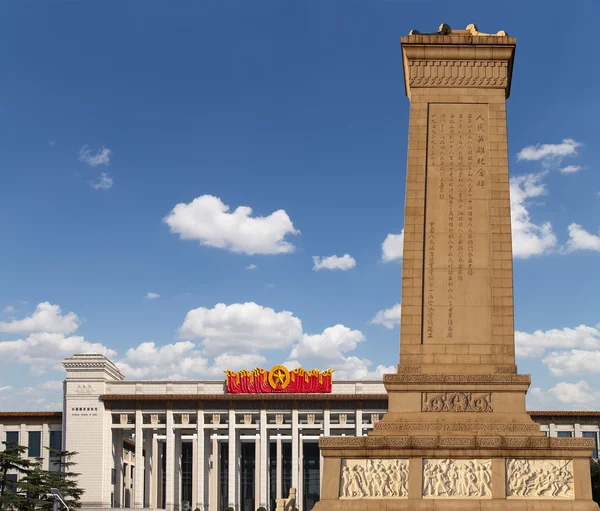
left=401, top=23, right=516, bottom=99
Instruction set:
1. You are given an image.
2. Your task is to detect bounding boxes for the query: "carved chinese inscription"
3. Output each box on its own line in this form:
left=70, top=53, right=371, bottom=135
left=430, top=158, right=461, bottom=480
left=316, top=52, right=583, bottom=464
left=422, top=392, right=492, bottom=412
left=424, top=104, right=491, bottom=344
left=340, top=459, right=409, bottom=498
left=423, top=459, right=491, bottom=498
left=506, top=460, right=574, bottom=499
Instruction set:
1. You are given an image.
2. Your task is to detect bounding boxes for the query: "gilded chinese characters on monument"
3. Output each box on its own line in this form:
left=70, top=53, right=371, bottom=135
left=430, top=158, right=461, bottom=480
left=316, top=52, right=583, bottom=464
left=506, top=459, right=574, bottom=499
left=424, top=104, right=491, bottom=344
left=423, top=459, right=491, bottom=498
left=340, top=459, right=409, bottom=498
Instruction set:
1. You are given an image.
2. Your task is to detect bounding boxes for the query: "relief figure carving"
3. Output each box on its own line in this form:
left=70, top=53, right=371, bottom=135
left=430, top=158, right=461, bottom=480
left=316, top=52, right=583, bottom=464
left=506, top=459, right=574, bottom=499
left=422, top=392, right=492, bottom=412
left=340, top=459, right=408, bottom=498
left=423, top=459, right=491, bottom=498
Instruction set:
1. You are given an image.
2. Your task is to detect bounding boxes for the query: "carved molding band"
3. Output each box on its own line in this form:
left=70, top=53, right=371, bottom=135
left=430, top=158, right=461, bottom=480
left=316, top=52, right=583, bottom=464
left=422, top=392, right=492, bottom=412
left=408, top=60, right=509, bottom=87
left=340, top=459, right=408, bottom=498
left=384, top=373, right=530, bottom=384
left=506, top=459, right=574, bottom=499
left=423, top=459, right=491, bottom=498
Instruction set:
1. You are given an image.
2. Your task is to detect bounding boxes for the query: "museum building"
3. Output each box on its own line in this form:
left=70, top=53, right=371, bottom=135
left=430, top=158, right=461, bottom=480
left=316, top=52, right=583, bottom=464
left=1, top=353, right=599, bottom=511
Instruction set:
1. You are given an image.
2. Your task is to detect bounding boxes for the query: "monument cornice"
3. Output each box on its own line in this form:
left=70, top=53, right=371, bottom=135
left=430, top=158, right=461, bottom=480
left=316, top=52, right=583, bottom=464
left=400, top=24, right=516, bottom=98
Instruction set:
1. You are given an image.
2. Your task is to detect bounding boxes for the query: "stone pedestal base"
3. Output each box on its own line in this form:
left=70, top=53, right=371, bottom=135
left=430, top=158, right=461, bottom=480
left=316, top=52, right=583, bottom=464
left=314, top=436, right=597, bottom=511
left=313, top=498, right=599, bottom=510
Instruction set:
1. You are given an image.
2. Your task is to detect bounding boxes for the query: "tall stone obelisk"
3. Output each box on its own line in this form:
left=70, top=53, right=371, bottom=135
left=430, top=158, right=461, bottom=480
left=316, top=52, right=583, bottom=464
left=314, top=24, right=597, bottom=510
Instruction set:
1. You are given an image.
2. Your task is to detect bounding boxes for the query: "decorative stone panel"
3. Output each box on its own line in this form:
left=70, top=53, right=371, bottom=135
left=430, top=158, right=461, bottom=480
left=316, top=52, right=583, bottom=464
left=423, top=459, right=491, bottom=498
left=506, top=459, right=574, bottom=499
left=340, top=459, right=409, bottom=498
left=422, top=392, right=492, bottom=412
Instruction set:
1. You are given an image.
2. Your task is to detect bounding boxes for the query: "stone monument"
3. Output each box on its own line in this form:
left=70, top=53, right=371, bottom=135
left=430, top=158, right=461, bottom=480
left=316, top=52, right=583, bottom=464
left=314, top=23, right=598, bottom=510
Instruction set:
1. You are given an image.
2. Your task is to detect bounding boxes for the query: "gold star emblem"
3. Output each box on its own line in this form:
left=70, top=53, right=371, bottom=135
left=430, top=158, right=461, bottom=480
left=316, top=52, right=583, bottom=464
left=268, top=365, right=290, bottom=390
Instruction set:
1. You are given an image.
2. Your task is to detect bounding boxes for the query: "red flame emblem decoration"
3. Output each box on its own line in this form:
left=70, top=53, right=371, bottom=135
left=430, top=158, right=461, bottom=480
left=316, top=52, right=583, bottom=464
left=225, top=365, right=334, bottom=393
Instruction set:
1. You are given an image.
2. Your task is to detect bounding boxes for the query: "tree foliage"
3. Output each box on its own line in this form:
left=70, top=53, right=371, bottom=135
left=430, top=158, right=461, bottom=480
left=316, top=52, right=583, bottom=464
left=591, top=459, right=600, bottom=505
left=0, top=444, right=83, bottom=510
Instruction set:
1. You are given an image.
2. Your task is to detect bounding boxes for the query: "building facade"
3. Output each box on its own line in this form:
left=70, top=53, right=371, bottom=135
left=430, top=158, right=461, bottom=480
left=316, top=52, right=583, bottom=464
left=1, top=353, right=599, bottom=511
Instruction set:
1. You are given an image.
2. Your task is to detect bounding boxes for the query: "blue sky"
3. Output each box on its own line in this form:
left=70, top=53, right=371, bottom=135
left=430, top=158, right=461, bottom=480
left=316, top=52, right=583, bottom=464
left=1, top=1, right=599, bottom=411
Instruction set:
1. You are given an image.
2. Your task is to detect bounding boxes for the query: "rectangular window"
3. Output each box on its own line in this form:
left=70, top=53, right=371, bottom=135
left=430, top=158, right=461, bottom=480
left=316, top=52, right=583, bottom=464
left=49, top=431, right=62, bottom=451
left=5, top=474, right=18, bottom=493
left=557, top=431, right=573, bottom=438
left=583, top=432, right=599, bottom=458
left=5, top=431, right=19, bottom=445
left=28, top=431, right=41, bottom=458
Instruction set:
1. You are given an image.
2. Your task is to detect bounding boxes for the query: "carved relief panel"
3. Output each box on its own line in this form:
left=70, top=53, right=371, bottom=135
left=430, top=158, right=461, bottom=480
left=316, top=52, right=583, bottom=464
left=340, top=459, right=409, bottom=498
left=423, top=459, right=491, bottom=498
left=422, top=392, right=492, bottom=412
left=506, top=459, right=574, bottom=499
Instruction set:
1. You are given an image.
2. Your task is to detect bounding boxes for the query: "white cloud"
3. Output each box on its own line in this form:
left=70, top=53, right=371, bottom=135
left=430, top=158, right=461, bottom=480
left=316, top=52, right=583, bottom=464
left=245, top=264, right=257, bottom=270
left=38, top=381, right=63, bottom=391
left=3, top=306, right=14, bottom=313
left=0, top=302, right=80, bottom=334
left=290, top=324, right=365, bottom=361
left=371, top=303, right=401, bottom=329
left=563, top=223, right=600, bottom=253
left=164, top=195, right=299, bottom=255
left=0, top=332, right=116, bottom=375
left=548, top=381, right=600, bottom=408
left=381, top=231, right=404, bottom=262
left=515, top=324, right=600, bottom=358
left=78, top=145, right=111, bottom=167
left=179, top=302, right=303, bottom=354
left=312, top=254, right=356, bottom=271
left=527, top=382, right=600, bottom=411
left=90, top=172, right=113, bottom=190
left=117, top=341, right=209, bottom=379
left=510, top=172, right=557, bottom=258
left=0, top=386, right=11, bottom=393
left=559, top=165, right=582, bottom=174
left=48, top=141, right=56, bottom=147
left=208, top=352, right=267, bottom=375
left=145, top=292, right=161, bottom=300
left=331, top=357, right=396, bottom=380
left=516, top=138, right=581, bottom=166
left=543, top=350, right=600, bottom=377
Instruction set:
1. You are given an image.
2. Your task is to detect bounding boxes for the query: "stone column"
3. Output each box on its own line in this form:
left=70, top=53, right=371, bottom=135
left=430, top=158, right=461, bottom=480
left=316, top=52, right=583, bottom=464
left=144, top=430, right=152, bottom=507
left=254, top=434, right=261, bottom=509
left=292, top=408, right=299, bottom=494
left=134, top=409, right=144, bottom=508
left=320, top=408, right=330, bottom=488
left=192, top=432, right=197, bottom=510
left=165, top=408, right=175, bottom=511
left=209, top=436, right=219, bottom=511
left=151, top=434, right=159, bottom=508
left=175, top=428, right=182, bottom=510
left=355, top=409, right=362, bottom=437
left=276, top=435, right=282, bottom=499
left=197, top=408, right=205, bottom=510
left=228, top=410, right=237, bottom=510
left=42, top=424, right=49, bottom=470
left=114, top=429, right=124, bottom=508
left=104, top=410, right=114, bottom=507
left=297, top=436, right=304, bottom=511
left=259, top=409, right=268, bottom=508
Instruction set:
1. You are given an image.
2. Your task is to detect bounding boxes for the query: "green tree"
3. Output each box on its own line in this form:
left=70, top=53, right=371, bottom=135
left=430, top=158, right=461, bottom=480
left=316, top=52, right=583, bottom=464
left=591, top=459, right=600, bottom=505
left=19, top=458, right=51, bottom=511
left=0, top=441, right=32, bottom=510
left=43, top=448, right=83, bottom=509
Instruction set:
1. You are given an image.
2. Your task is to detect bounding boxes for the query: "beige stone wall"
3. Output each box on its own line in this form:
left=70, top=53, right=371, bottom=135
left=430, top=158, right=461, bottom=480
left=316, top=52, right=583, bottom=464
left=400, top=87, right=515, bottom=373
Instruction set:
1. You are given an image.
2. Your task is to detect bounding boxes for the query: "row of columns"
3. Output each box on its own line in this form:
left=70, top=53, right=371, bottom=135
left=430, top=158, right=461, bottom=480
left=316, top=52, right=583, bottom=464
left=110, top=406, right=374, bottom=510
